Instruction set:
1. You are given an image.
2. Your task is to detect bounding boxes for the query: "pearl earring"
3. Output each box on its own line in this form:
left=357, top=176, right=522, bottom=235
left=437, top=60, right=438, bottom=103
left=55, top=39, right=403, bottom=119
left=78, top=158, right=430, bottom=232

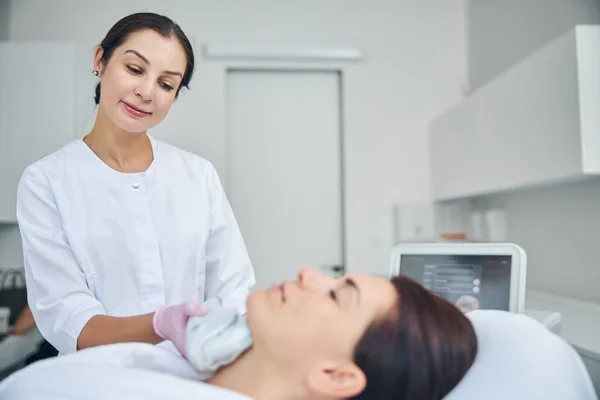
left=93, top=70, right=99, bottom=76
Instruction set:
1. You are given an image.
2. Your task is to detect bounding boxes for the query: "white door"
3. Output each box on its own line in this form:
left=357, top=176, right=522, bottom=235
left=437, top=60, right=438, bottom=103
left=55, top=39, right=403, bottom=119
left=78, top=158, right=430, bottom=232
left=226, top=70, right=344, bottom=290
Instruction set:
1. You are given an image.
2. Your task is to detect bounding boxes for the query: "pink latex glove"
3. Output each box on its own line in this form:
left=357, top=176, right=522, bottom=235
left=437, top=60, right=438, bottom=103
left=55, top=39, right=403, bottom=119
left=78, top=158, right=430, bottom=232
left=152, top=300, right=208, bottom=356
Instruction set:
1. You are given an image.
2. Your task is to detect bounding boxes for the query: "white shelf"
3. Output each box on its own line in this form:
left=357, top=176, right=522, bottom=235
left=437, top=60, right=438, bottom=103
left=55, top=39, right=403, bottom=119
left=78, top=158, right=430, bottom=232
left=429, top=25, right=600, bottom=201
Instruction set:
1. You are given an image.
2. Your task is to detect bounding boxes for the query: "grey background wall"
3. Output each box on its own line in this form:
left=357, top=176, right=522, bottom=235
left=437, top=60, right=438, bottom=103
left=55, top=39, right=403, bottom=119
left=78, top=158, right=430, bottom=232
left=467, top=0, right=600, bottom=91
left=3, top=0, right=600, bottom=305
left=0, top=0, right=10, bottom=41
left=0, top=0, right=21, bottom=271
left=466, top=0, right=600, bottom=303
left=0, top=0, right=467, bottom=277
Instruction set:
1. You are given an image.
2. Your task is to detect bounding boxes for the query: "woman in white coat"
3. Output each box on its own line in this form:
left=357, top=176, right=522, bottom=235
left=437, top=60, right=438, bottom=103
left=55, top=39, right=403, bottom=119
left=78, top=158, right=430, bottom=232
left=15, top=12, right=256, bottom=356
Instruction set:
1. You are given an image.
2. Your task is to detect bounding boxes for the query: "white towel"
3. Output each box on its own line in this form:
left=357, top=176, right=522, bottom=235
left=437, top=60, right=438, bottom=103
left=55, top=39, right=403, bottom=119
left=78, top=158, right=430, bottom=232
left=0, top=342, right=251, bottom=399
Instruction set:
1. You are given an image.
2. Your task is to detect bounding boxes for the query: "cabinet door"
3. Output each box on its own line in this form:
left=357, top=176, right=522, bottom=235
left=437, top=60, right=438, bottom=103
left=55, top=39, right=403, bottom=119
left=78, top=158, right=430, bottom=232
left=0, top=43, right=79, bottom=222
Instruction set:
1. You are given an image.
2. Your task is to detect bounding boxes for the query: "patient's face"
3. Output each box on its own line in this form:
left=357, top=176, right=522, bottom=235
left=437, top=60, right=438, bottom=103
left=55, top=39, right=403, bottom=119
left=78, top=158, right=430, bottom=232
left=246, top=268, right=397, bottom=374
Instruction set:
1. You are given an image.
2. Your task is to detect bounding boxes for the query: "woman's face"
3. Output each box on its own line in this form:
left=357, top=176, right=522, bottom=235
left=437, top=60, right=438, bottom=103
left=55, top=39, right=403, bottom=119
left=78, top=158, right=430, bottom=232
left=246, top=268, right=397, bottom=389
left=93, top=29, right=187, bottom=134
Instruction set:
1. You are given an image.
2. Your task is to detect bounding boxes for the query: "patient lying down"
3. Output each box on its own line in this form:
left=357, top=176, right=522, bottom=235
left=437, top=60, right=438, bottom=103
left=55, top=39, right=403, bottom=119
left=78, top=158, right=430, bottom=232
left=1, top=268, right=596, bottom=400
left=187, top=267, right=478, bottom=400
left=0, top=268, right=478, bottom=400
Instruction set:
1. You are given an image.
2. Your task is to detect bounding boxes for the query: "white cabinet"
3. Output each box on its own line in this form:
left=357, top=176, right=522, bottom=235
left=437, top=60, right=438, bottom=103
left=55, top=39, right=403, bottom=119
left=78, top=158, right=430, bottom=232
left=0, top=42, right=95, bottom=222
left=429, top=26, right=600, bottom=201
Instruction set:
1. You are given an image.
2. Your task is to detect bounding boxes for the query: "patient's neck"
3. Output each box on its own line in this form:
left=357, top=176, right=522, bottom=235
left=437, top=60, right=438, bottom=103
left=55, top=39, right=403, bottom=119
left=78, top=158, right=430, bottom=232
left=208, top=347, right=301, bottom=399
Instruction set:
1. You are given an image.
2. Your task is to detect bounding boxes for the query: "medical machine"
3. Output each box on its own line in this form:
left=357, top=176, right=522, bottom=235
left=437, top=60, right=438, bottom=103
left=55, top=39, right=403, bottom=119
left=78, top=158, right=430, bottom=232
left=389, top=242, right=527, bottom=313
left=388, top=242, right=561, bottom=333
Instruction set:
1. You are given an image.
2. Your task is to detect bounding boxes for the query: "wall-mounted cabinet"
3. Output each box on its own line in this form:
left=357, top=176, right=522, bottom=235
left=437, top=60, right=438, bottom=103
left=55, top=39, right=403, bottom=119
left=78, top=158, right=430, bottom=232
left=0, top=42, right=95, bottom=222
left=430, top=25, right=600, bottom=201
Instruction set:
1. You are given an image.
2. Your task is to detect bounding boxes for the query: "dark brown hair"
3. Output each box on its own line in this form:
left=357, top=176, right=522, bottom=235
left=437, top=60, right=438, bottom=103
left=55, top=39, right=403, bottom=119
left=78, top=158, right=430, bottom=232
left=94, top=12, right=195, bottom=105
left=350, top=276, right=478, bottom=399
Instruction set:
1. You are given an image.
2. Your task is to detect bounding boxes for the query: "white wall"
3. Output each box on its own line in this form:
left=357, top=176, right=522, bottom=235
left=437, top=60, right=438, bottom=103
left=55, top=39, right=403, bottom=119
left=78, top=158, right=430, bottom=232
left=467, top=0, right=600, bottom=92
left=0, top=0, right=467, bottom=276
left=0, top=225, right=22, bottom=270
left=502, top=179, right=600, bottom=303
left=466, top=0, right=600, bottom=304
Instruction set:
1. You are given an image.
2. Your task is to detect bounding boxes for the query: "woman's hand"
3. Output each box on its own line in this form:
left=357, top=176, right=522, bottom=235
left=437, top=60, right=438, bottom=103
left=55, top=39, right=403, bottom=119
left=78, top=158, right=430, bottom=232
left=76, top=301, right=208, bottom=352
left=152, top=301, right=208, bottom=356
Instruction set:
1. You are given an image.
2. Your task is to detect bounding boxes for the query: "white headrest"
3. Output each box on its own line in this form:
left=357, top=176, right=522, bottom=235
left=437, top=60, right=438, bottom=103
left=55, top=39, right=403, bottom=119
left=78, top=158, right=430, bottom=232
left=444, top=310, right=598, bottom=399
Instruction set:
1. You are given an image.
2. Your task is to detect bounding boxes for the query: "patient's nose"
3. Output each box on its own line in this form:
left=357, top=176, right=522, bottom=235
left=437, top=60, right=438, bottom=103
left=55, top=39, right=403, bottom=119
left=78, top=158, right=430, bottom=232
left=298, top=267, right=335, bottom=292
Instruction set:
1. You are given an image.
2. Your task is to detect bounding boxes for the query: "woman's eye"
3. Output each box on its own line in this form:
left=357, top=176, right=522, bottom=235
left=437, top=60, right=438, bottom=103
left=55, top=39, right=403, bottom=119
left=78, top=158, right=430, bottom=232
left=329, top=289, right=338, bottom=302
left=161, top=83, right=174, bottom=92
left=127, top=66, right=142, bottom=74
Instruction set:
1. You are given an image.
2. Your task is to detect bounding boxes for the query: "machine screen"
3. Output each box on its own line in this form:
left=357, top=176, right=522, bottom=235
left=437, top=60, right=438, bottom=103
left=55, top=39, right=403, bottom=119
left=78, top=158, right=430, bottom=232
left=399, top=254, right=511, bottom=312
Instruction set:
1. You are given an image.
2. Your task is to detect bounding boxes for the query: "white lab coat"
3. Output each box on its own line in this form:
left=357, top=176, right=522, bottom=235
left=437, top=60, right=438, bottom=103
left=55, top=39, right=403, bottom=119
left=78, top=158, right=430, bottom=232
left=15, top=136, right=256, bottom=355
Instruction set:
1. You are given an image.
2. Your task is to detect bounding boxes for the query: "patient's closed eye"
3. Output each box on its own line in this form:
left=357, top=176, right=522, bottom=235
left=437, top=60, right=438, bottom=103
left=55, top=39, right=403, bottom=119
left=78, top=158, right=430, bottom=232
left=329, top=280, right=360, bottom=309
left=329, top=289, right=338, bottom=302
left=337, top=278, right=361, bottom=308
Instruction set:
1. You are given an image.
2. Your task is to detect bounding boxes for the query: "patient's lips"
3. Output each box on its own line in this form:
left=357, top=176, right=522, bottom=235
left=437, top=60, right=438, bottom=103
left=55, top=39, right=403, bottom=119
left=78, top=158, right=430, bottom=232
left=279, top=283, right=286, bottom=302
left=269, top=284, right=286, bottom=302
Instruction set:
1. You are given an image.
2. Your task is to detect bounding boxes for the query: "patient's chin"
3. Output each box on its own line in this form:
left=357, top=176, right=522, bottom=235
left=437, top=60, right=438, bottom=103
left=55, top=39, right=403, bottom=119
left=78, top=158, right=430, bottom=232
left=245, top=291, right=267, bottom=328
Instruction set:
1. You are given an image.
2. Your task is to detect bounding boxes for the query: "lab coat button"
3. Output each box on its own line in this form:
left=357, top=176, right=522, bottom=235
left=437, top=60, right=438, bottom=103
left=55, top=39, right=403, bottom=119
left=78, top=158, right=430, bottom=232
left=132, top=183, right=140, bottom=189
